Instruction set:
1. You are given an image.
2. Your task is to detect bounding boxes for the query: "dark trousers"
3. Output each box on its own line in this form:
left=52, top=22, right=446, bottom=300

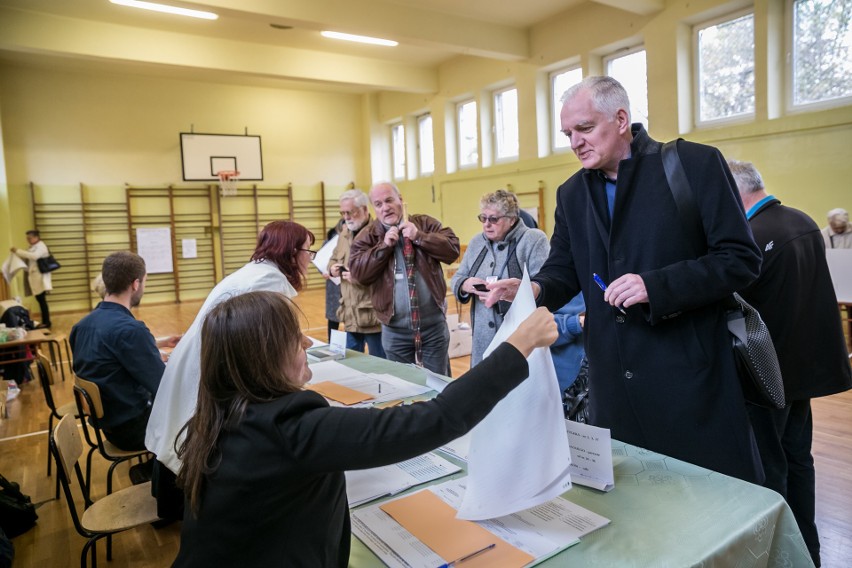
left=747, top=400, right=819, bottom=566
left=35, top=292, right=50, bottom=327
left=382, top=321, right=451, bottom=377
left=327, top=320, right=340, bottom=342
left=346, top=331, right=386, bottom=359
left=103, top=407, right=150, bottom=452
left=152, top=460, right=185, bottom=521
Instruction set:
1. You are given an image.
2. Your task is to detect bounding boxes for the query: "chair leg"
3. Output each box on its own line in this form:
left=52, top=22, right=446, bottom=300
left=47, top=415, right=54, bottom=477
left=84, top=447, right=96, bottom=502
left=106, top=534, right=112, bottom=561
left=81, top=536, right=98, bottom=568
left=106, top=461, right=121, bottom=495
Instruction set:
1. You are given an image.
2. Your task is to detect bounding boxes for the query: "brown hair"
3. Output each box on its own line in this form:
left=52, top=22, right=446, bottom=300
left=250, top=221, right=314, bottom=291
left=176, top=291, right=305, bottom=516
left=101, top=251, right=146, bottom=295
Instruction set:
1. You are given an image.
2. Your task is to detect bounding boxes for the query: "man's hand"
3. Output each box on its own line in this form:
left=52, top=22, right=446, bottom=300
left=399, top=220, right=419, bottom=242
left=604, top=273, right=648, bottom=309
left=384, top=226, right=400, bottom=248
left=482, top=278, right=540, bottom=308
left=157, top=335, right=182, bottom=349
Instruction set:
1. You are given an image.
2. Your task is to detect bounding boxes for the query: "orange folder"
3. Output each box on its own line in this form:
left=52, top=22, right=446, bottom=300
left=306, top=382, right=374, bottom=405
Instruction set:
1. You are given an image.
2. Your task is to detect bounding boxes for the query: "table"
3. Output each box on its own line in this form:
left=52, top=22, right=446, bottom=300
left=0, top=328, right=70, bottom=382
left=331, top=352, right=814, bottom=567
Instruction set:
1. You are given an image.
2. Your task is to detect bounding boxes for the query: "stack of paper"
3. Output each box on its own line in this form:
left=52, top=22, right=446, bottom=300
left=346, top=452, right=461, bottom=507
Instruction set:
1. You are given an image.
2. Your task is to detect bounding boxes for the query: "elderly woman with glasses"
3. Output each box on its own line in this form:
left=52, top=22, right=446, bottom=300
left=145, top=220, right=315, bottom=520
left=450, top=189, right=550, bottom=366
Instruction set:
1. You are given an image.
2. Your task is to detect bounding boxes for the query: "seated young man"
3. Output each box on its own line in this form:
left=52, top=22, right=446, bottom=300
left=70, top=251, right=179, bottom=478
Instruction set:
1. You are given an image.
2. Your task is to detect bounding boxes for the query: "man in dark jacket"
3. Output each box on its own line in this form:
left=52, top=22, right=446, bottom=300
left=730, top=159, right=852, bottom=567
left=349, top=182, right=459, bottom=375
left=487, top=76, right=764, bottom=483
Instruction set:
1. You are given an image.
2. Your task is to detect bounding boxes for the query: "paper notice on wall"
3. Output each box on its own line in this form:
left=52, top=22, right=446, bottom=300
left=181, top=238, right=197, bottom=259
left=136, top=227, right=173, bottom=274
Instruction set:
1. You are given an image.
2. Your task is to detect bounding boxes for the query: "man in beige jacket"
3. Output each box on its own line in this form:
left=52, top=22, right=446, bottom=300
left=328, top=189, right=386, bottom=357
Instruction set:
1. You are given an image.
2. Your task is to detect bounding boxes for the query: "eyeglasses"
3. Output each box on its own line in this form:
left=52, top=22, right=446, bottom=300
left=299, top=249, right=317, bottom=260
left=339, top=210, right=354, bottom=218
left=477, top=214, right=512, bottom=224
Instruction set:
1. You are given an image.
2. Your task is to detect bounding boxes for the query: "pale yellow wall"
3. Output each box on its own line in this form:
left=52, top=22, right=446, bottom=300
left=384, top=0, right=852, bottom=243
left=0, top=61, right=368, bottom=308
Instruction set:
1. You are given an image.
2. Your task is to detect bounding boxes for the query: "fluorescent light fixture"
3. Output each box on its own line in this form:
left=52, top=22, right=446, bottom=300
left=109, top=0, right=218, bottom=20
left=320, top=31, right=397, bottom=47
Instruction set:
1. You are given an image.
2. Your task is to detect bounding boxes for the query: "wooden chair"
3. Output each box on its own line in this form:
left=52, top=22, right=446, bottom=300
left=73, top=377, right=152, bottom=496
left=36, top=353, right=79, bottom=498
left=50, top=414, right=159, bottom=568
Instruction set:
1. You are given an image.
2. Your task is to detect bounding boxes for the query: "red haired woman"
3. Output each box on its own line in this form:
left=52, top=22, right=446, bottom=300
left=145, top=220, right=316, bottom=518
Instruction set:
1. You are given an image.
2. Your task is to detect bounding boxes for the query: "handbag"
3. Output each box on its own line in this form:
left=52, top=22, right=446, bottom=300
left=36, top=255, right=60, bottom=273
left=562, top=356, right=590, bottom=422
left=661, top=139, right=785, bottom=409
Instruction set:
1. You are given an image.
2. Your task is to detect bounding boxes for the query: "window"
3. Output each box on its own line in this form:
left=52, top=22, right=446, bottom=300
left=695, top=12, right=755, bottom=123
left=493, top=87, right=519, bottom=160
left=417, top=114, right=434, bottom=176
left=605, top=48, right=649, bottom=127
left=791, top=0, right=852, bottom=108
left=457, top=100, right=478, bottom=168
left=550, top=67, right=583, bottom=150
left=391, top=123, right=405, bottom=180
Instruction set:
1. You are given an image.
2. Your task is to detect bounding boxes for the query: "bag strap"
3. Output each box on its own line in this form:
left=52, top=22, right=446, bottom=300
left=661, top=139, right=705, bottom=257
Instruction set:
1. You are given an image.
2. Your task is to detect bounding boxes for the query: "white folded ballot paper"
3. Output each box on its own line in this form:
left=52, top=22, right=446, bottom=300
left=456, top=267, right=573, bottom=521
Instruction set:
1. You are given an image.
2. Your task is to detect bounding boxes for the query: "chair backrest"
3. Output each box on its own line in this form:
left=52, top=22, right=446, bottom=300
left=50, top=414, right=90, bottom=531
left=53, top=414, right=83, bottom=477
left=36, top=354, right=57, bottom=413
left=74, top=377, right=104, bottom=420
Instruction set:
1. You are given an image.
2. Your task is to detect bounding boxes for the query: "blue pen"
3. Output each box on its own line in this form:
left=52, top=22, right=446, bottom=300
left=593, top=273, right=627, bottom=315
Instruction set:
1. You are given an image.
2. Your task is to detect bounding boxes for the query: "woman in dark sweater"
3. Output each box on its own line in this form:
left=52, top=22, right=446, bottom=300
left=173, top=290, right=555, bottom=567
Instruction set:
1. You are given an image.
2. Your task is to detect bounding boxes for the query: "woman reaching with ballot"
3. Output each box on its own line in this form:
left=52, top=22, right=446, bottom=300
left=172, top=291, right=556, bottom=567
left=145, top=220, right=315, bottom=520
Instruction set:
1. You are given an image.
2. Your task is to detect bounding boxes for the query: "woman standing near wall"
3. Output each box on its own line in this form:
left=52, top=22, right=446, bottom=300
left=11, top=230, right=52, bottom=329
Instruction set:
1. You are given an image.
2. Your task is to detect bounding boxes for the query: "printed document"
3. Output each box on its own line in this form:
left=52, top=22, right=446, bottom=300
left=457, top=268, right=573, bottom=520
left=346, top=452, right=462, bottom=507
left=565, top=421, right=614, bottom=491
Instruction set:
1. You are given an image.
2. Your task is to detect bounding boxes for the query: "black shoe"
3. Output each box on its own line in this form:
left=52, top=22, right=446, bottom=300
left=129, top=461, right=154, bottom=485
left=35, top=323, right=51, bottom=329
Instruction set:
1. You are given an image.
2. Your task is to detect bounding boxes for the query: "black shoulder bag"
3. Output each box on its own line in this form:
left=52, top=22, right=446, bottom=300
left=36, top=254, right=60, bottom=273
left=661, top=140, right=785, bottom=409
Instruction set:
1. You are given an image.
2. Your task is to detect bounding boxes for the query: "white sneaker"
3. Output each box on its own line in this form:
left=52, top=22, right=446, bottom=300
left=6, top=381, right=20, bottom=402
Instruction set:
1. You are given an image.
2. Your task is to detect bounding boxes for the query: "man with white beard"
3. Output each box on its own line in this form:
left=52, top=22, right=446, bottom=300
left=328, top=189, right=386, bottom=357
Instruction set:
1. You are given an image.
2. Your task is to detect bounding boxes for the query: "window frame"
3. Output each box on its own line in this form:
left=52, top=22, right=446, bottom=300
left=786, top=0, right=852, bottom=113
left=417, top=113, right=434, bottom=176
left=549, top=66, right=583, bottom=153
left=603, top=45, right=650, bottom=128
left=492, top=85, right=519, bottom=162
left=456, top=99, right=479, bottom=169
left=390, top=122, right=406, bottom=181
left=692, top=8, right=756, bottom=127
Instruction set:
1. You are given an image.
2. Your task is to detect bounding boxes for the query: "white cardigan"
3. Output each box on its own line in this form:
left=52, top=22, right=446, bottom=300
left=145, top=260, right=297, bottom=474
left=14, top=240, right=52, bottom=296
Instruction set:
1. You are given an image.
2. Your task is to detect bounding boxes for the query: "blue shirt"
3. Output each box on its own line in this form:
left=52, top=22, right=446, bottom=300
left=745, top=195, right=776, bottom=220
left=70, top=301, right=165, bottom=430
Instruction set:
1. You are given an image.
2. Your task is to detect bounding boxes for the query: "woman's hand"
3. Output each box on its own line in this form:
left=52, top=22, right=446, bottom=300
left=506, top=307, right=557, bottom=357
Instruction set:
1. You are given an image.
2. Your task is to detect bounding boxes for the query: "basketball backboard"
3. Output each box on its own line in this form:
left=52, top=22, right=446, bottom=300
left=180, top=133, right=263, bottom=181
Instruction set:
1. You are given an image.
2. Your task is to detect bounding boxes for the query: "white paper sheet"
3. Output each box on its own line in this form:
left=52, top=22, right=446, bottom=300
left=437, top=432, right=472, bottom=463
left=346, top=452, right=462, bottom=507
left=457, top=267, right=573, bottom=520
left=136, top=227, right=173, bottom=274
left=313, top=234, right=340, bottom=283
left=2, top=253, right=27, bottom=284
left=565, top=421, right=614, bottom=492
left=181, top=238, right=197, bottom=259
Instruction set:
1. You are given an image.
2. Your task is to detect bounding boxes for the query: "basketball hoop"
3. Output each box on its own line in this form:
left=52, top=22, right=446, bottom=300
left=217, top=170, right=240, bottom=197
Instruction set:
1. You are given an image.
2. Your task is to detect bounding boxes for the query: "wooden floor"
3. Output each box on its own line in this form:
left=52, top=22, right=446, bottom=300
left=2, top=288, right=851, bottom=567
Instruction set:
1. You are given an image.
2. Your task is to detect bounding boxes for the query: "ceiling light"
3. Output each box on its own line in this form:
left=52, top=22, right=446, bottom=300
left=320, top=31, right=397, bottom=47
left=109, top=0, right=218, bottom=20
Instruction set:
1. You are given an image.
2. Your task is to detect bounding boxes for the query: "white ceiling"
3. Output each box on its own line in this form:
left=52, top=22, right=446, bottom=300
left=0, top=0, right=662, bottom=92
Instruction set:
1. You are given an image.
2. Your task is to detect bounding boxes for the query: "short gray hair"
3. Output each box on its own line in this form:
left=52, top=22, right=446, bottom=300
left=339, top=189, right=369, bottom=209
left=727, top=160, right=764, bottom=194
left=828, top=208, right=849, bottom=222
left=561, top=76, right=631, bottom=121
left=480, top=189, right=519, bottom=217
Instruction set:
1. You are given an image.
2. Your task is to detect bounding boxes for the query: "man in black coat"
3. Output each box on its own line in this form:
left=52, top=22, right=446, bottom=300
left=487, top=76, right=764, bottom=483
left=730, top=159, right=852, bottom=567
